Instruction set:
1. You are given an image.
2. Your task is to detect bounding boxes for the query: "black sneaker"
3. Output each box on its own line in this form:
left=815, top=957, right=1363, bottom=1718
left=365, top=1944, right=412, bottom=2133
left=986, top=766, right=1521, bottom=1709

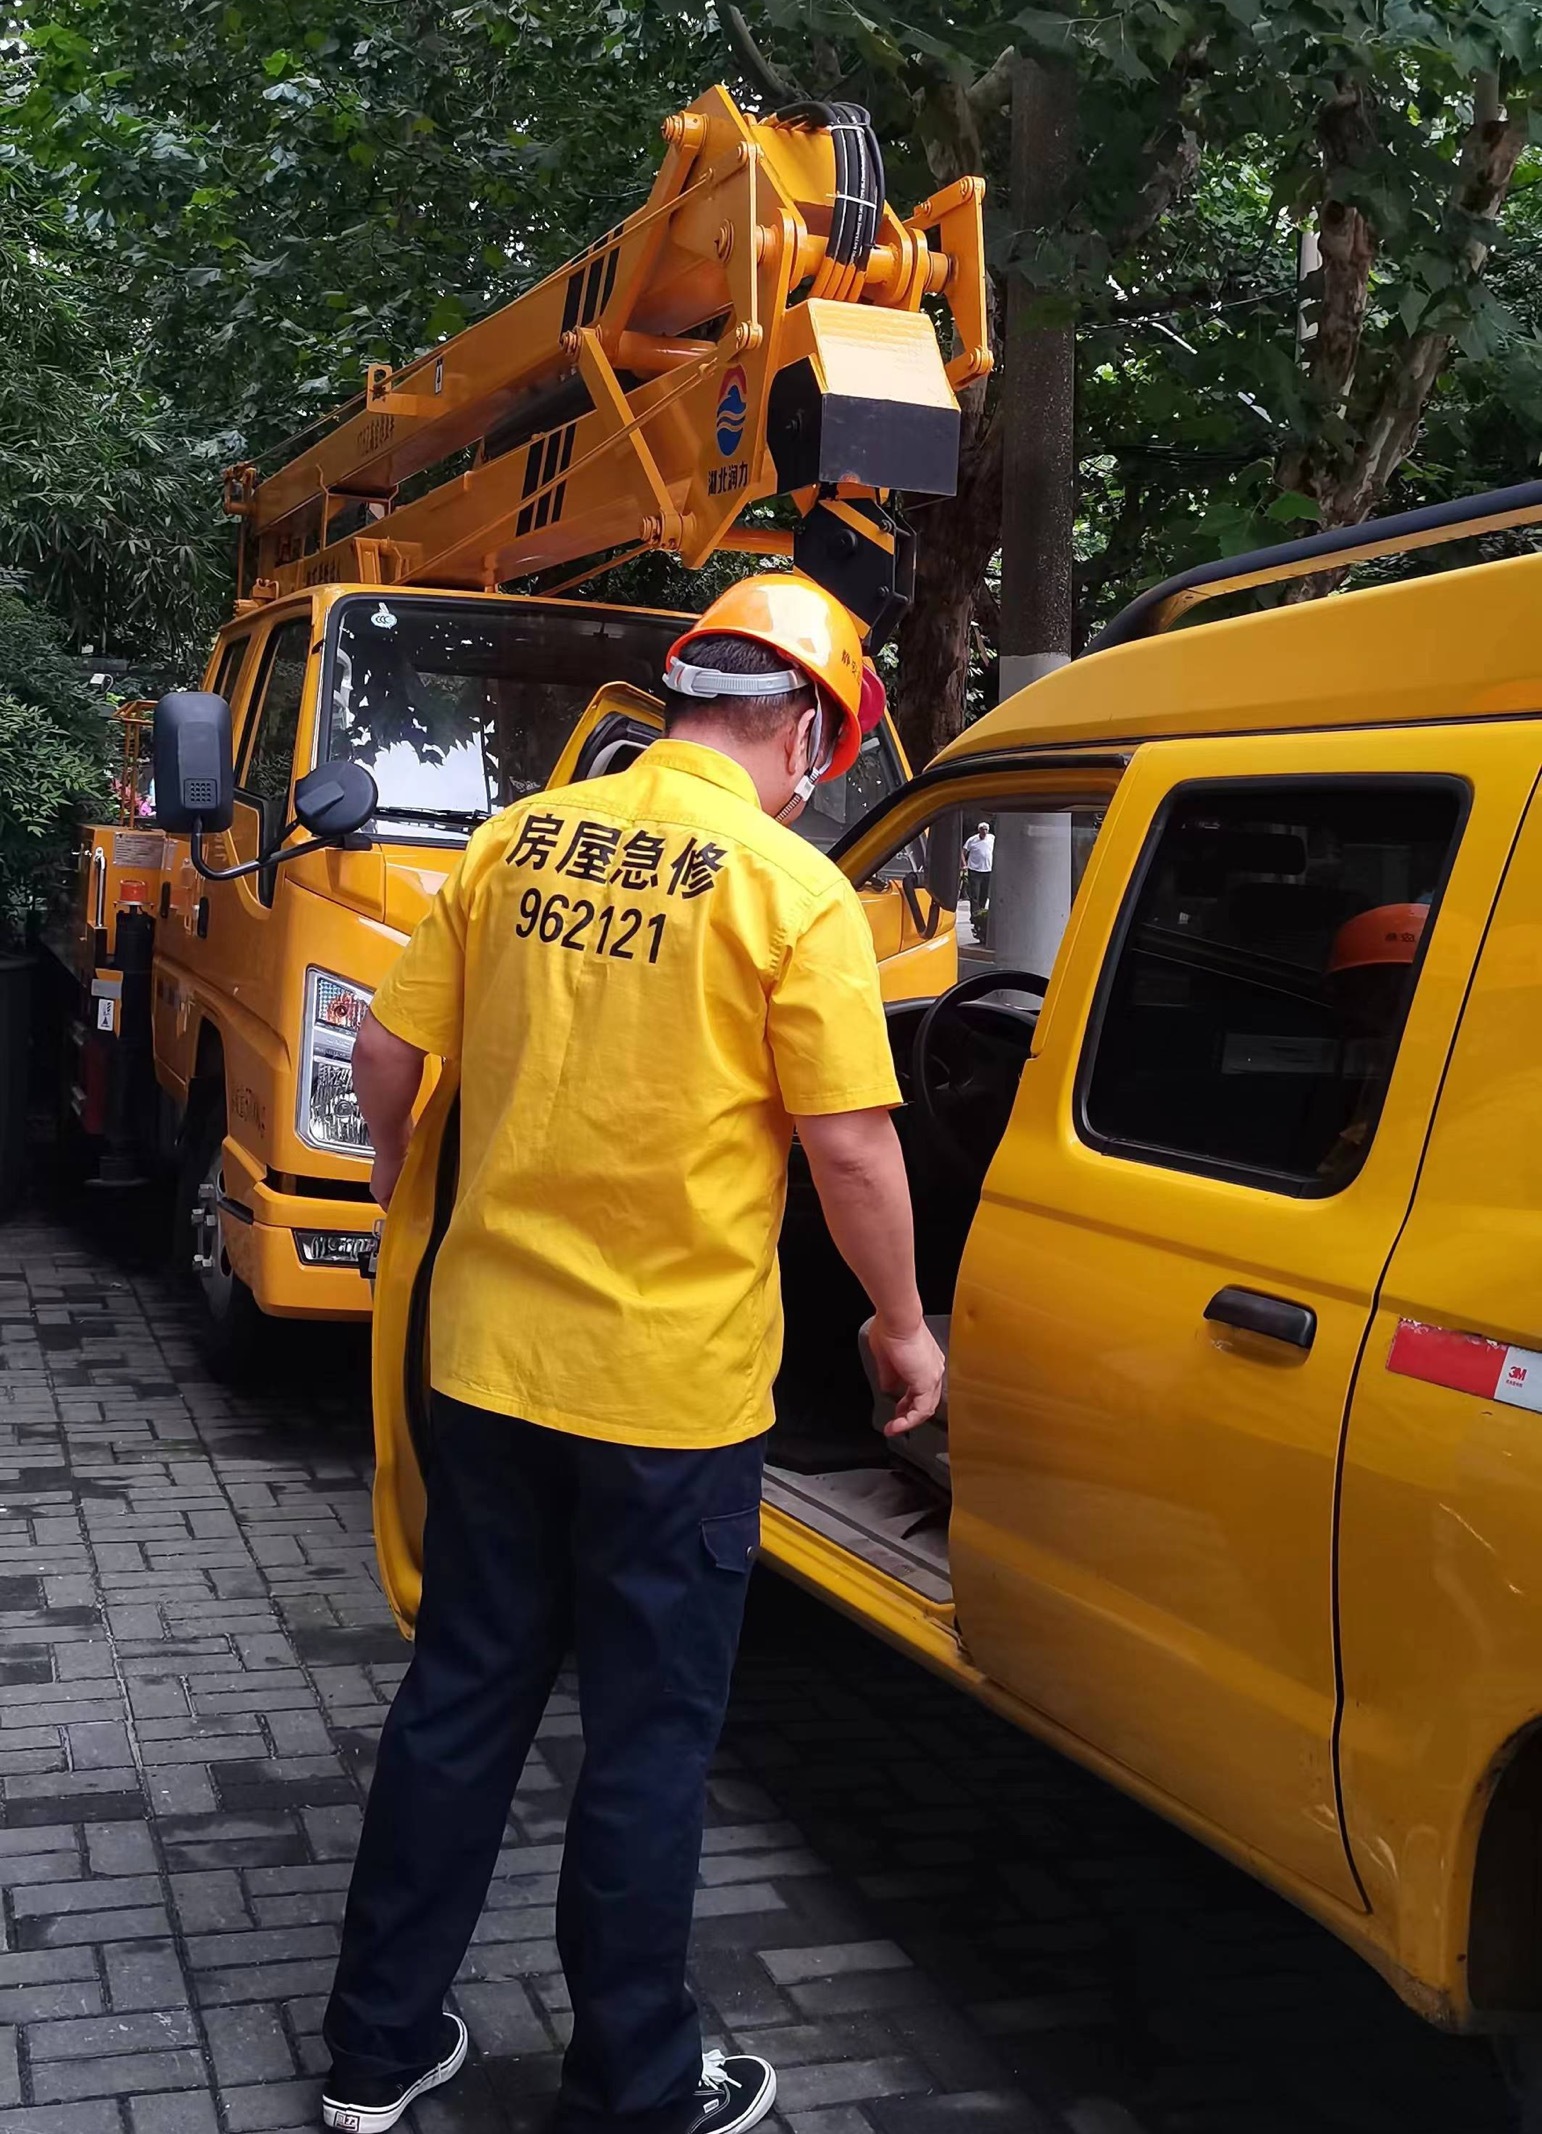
left=320, top=2012, right=468, bottom=2133
left=682, top=2051, right=776, bottom=2133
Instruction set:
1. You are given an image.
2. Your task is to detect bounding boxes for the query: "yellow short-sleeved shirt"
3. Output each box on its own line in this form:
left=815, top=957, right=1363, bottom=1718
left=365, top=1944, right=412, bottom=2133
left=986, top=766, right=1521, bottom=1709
left=371, top=737, right=901, bottom=1449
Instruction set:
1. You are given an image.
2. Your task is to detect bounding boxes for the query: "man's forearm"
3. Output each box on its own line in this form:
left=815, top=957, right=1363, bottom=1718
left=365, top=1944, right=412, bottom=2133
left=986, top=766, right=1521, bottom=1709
left=353, top=1011, right=427, bottom=1166
left=794, top=1108, right=923, bottom=1332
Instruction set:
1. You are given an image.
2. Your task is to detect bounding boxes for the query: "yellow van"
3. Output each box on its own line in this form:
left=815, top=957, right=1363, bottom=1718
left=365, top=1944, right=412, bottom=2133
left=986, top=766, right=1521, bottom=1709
left=371, top=483, right=1542, bottom=2067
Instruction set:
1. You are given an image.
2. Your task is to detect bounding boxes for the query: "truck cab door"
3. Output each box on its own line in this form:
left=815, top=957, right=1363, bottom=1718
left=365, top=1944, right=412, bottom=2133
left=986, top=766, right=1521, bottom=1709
left=167, top=612, right=318, bottom=1144
left=546, top=681, right=665, bottom=788
left=946, top=724, right=1526, bottom=1909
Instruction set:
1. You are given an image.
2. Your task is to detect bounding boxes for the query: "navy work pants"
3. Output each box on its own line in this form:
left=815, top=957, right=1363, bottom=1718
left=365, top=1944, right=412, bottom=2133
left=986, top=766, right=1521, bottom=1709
left=323, top=1391, right=766, bottom=2132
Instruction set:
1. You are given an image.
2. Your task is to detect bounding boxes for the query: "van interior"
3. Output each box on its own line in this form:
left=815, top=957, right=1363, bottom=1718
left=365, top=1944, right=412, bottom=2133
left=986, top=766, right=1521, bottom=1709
left=767, top=800, right=1068, bottom=1608
left=761, top=780, right=1459, bottom=1607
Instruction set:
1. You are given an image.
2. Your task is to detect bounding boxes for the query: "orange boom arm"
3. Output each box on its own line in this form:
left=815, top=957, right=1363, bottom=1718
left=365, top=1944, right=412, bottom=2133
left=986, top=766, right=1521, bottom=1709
left=226, top=85, right=990, bottom=639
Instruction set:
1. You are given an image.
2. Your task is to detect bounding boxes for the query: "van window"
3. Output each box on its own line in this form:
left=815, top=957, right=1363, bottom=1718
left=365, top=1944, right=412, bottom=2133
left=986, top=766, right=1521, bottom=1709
left=240, top=620, right=311, bottom=808
left=1080, top=779, right=1464, bottom=1192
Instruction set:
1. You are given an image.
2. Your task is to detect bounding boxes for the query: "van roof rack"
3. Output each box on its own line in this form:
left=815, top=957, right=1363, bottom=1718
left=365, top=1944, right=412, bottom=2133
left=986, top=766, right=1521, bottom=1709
left=1086, top=477, right=1542, bottom=655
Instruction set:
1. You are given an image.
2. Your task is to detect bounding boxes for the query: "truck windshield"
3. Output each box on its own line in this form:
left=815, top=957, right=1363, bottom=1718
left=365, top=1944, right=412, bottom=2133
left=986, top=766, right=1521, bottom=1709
left=324, top=595, right=684, bottom=844
left=323, top=591, right=905, bottom=848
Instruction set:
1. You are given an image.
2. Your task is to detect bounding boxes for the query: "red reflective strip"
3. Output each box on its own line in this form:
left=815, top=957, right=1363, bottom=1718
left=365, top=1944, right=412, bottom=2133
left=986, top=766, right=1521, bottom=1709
left=1386, top=1319, right=1506, bottom=1398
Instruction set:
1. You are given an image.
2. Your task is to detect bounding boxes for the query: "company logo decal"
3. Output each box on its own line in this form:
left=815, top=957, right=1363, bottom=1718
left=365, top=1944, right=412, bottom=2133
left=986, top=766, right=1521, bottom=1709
left=715, top=365, right=748, bottom=457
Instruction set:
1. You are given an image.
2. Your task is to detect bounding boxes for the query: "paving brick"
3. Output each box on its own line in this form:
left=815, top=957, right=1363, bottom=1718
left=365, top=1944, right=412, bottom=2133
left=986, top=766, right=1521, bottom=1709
left=0, top=1852, right=83, bottom=1889
left=693, top=1881, right=789, bottom=1919
left=763, top=1942, right=914, bottom=1986
left=0, top=1969, right=104, bottom=2023
left=185, top=1924, right=338, bottom=1971
left=242, top=1861, right=352, bottom=1897
left=28, top=2007, right=201, bottom=2058
left=85, top=1819, right=158, bottom=1874
left=249, top=1885, right=347, bottom=1928
left=455, top=1980, right=552, bottom=2057
left=0, top=2024, right=18, bottom=2109
left=28, top=2046, right=207, bottom=2102
left=11, top=1872, right=162, bottom=1917
left=145, top=1767, right=219, bottom=1817
left=0, top=1824, right=77, bottom=1857
left=105, top=1939, right=192, bottom=2012
left=870, top=2096, right=1049, bottom=2132
left=195, top=1959, right=340, bottom=2006
left=220, top=2078, right=319, bottom=2130
left=17, top=1899, right=174, bottom=1948
left=791, top=1972, right=936, bottom=2018
left=203, top=2002, right=298, bottom=2083
left=0, top=2106, right=122, bottom=2134
left=129, top=2096, right=222, bottom=2134
left=771, top=2057, right=929, bottom=2114
left=298, top=1803, right=362, bottom=1858
left=169, top=1868, right=251, bottom=1932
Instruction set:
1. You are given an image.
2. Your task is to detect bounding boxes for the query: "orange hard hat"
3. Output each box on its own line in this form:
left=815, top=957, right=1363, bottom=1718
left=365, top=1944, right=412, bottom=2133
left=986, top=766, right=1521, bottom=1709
left=664, top=572, right=868, bottom=779
left=1327, top=901, right=1429, bottom=976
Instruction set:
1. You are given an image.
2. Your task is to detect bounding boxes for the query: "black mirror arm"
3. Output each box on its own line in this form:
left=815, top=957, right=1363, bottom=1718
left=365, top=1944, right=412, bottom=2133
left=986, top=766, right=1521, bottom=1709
left=188, top=823, right=345, bottom=884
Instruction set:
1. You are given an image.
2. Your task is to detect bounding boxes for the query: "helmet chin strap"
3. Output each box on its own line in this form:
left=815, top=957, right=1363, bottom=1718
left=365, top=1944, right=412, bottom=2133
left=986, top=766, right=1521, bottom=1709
left=775, top=699, right=833, bottom=823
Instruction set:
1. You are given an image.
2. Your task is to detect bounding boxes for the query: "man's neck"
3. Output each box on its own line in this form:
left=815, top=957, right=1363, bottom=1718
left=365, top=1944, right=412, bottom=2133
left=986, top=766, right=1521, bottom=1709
left=663, top=720, right=785, bottom=817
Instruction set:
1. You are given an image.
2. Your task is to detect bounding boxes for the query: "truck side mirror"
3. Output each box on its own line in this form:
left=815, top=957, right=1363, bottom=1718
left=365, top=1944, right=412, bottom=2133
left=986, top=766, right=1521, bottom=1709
left=152, top=692, right=234, bottom=832
left=293, top=762, right=378, bottom=841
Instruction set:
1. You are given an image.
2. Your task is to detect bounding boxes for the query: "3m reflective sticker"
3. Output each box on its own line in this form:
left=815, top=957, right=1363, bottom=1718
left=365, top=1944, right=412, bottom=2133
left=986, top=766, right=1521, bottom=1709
left=1497, top=1349, right=1542, bottom=1414
left=1387, top=1319, right=1542, bottom=1412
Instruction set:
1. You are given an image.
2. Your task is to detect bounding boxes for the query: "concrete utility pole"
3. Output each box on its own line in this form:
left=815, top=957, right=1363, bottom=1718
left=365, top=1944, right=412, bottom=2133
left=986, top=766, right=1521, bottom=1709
left=999, top=50, right=1077, bottom=699
left=993, top=50, right=1078, bottom=977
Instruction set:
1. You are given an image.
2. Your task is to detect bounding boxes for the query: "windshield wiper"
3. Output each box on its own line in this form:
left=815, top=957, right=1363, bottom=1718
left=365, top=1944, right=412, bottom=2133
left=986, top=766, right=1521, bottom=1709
left=372, top=803, right=492, bottom=827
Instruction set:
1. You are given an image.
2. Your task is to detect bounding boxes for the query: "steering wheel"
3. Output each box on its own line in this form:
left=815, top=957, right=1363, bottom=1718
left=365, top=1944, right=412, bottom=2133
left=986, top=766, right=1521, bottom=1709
left=912, top=968, right=1049, bottom=1172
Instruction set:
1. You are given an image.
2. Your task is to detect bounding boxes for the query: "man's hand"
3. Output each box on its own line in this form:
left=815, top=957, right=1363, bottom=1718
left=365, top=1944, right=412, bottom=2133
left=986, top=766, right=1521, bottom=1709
left=370, top=1145, right=407, bottom=1211
left=796, top=1109, right=940, bottom=1432
left=870, top=1316, right=946, bottom=1435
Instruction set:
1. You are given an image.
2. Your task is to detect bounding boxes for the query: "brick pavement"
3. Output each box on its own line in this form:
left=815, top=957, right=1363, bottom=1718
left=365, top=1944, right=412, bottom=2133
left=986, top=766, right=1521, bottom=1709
left=0, top=1204, right=1520, bottom=2134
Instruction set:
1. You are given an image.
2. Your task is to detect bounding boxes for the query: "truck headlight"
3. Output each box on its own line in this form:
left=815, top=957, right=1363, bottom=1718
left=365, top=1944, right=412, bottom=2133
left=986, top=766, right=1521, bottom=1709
left=298, top=969, right=373, bottom=1156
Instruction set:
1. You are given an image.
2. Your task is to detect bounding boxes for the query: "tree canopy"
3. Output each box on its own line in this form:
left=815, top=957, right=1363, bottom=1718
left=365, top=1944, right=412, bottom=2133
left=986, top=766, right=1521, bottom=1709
left=2, top=0, right=1540, bottom=749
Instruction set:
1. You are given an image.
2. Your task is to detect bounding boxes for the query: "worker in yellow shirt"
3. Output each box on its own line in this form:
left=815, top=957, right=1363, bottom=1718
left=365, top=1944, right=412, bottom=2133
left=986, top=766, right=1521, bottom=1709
left=319, top=573, right=946, bottom=2134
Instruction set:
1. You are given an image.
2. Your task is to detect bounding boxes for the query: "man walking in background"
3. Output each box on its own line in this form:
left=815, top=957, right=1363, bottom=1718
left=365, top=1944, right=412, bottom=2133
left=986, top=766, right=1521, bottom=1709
left=962, top=818, right=994, bottom=944
left=318, top=573, right=945, bottom=2134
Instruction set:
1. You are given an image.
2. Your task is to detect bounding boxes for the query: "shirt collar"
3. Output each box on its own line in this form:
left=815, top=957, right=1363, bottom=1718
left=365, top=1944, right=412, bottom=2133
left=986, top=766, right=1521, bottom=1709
left=644, top=737, right=763, bottom=810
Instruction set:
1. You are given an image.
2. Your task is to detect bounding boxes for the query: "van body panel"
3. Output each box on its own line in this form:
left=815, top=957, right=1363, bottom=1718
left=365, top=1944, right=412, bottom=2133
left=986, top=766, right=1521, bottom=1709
left=1338, top=748, right=1542, bottom=2015
left=942, top=548, right=1542, bottom=762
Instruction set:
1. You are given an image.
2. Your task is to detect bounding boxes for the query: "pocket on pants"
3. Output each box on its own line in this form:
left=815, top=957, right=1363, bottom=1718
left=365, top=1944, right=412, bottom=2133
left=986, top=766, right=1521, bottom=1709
left=701, top=1507, right=760, bottom=1575
left=670, top=1506, right=760, bottom=1715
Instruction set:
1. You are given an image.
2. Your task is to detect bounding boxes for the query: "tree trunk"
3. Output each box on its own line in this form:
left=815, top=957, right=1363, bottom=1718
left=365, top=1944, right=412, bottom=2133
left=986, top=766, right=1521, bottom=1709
left=891, top=395, right=1002, bottom=769
left=1277, top=69, right=1529, bottom=593
left=998, top=52, right=1078, bottom=698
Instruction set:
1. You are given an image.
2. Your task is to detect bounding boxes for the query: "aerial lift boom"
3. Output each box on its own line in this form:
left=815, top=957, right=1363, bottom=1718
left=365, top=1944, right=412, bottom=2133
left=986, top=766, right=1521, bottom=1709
left=224, top=85, right=991, bottom=643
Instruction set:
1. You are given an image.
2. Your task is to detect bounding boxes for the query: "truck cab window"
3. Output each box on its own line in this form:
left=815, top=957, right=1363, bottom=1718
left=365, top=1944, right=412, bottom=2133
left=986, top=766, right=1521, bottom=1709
left=240, top=620, right=312, bottom=809
left=1080, top=779, right=1465, bottom=1192
left=211, top=634, right=251, bottom=709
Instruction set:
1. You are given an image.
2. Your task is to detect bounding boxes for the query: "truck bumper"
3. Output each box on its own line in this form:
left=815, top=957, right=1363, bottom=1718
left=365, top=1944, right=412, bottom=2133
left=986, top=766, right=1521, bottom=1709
left=220, top=1140, right=377, bottom=1323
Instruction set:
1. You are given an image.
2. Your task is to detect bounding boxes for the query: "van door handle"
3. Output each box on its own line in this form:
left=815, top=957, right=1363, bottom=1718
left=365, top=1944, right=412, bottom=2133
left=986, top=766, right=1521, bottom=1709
left=1205, top=1286, right=1317, bottom=1351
